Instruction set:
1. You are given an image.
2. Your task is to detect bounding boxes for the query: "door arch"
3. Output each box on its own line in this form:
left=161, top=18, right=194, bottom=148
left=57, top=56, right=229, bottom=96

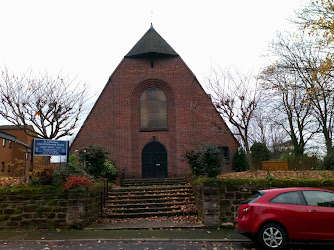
left=142, top=141, right=167, bottom=178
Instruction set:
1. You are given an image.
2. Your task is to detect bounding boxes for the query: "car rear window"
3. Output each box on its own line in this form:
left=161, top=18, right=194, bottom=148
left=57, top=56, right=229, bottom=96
left=241, top=191, right=264, bottom=204
left=270, top=191, right=303, bottom=205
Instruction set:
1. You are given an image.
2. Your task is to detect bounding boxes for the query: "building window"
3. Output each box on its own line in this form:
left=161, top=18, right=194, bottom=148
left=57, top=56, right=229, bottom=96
left=2, top=139, right=5, bottom=147
left=220, top=147, right=230, bottom=162
left=1, top=162, right=4, bottom=171
left=140, top=87, right=168, bottom=130
left=9, top=140, right=12, bottom=148
left=7, top=164, right=11, bottom=172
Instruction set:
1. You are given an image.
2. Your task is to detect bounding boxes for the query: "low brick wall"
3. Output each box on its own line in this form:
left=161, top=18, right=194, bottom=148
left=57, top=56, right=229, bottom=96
left=193, top=178, right=334, bottom=228
left=0, top=186, right=101, bottom=229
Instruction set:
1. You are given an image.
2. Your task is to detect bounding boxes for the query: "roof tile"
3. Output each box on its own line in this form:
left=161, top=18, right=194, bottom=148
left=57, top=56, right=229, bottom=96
left=125, top=24, right=178, bottom=58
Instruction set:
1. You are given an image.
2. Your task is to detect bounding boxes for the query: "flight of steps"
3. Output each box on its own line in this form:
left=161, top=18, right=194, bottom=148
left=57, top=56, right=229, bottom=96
left=102, top=178, right=197, bottom=219
left=122, top=177, right=187, bottom=187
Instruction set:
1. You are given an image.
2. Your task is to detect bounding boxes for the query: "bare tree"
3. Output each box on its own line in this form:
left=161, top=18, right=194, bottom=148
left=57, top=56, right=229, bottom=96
left=0, top=69, right=91, bottom=139
left=268, top=124, right=290, bottom=159
left=250, top=105, right=272, bottom=147
left=249, top=98, right=292, bottom=159
left=260, top=63, right=316, bottom=156
left=207, top=68, right=264, bottom=169
left=267, top=33, right=334, bottom=155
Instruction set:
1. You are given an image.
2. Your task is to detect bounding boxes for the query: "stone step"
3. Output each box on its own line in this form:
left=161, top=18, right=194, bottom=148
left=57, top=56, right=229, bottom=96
left=101, top=209, right=196, bottom=219
left=106, top=201, right=190, bottom=209
left=109, top=190, right=192, bottom=197
left=102, top=178, right=196, bottom=220
left=108, top=185, right=193, bottom=200
left=108, top=193, right=193, bottom=200
left=108, top=205, right=188, bottom=214
left=110, top=185, right=192, bottom=194
left=122, top=178, right=186, bottom=187
left=106, top=197, right=194, bottom=205
left=122, top=182, right=187, bottom=187
left=123, top=177, right=185, bottom=182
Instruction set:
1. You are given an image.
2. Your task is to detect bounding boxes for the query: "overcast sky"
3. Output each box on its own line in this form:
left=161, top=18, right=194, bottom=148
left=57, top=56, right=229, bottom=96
left=0, top=0, right=304, bottom=125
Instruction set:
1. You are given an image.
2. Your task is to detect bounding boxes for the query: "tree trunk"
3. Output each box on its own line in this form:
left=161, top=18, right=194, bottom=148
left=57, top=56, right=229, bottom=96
left=324, top=128, right=334, bottom=156
left=244, top=140, right=253, bottom=170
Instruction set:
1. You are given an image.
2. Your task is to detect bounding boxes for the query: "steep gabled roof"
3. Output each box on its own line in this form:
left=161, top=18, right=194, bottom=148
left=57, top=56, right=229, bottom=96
left=125, top=24, right=178, bottom=58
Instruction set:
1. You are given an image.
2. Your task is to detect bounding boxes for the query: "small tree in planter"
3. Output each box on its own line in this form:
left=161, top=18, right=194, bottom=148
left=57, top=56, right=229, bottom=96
left=185, top=144, right=224, bottom=177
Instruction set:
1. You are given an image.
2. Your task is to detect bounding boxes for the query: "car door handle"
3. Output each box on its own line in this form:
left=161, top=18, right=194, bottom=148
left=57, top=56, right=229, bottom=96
left=309, top=210, right=318, bottom=214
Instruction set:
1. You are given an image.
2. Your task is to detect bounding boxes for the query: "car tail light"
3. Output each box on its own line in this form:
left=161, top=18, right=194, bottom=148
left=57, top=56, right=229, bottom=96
left=242, top=205, right=252, bottom=214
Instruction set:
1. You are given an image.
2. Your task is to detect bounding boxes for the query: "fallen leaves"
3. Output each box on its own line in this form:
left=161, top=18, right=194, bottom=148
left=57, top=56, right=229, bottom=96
left=96, top=214, right=203, bottom=226
left=0, top=177, right=26, bottom=187
left=218, top=170, right=334, bottom=180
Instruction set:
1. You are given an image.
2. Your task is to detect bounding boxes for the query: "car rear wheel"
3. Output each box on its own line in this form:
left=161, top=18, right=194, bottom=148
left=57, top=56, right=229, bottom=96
left=258, top=223, right=287, bottom=249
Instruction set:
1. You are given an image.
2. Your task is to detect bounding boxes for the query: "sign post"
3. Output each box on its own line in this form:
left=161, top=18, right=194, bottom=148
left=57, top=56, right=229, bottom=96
left=30, top=139, right=69, bottom=179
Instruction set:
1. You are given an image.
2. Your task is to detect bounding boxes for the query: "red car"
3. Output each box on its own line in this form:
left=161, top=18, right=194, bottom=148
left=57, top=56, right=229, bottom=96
left=235, top=187, right=334, bottom=249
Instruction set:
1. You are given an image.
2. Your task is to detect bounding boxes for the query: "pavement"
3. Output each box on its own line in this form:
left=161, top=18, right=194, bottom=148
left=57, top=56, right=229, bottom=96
left=0, top=228, right=249, bottom=242
left=0, top=216, right=249, bottom=242
left=91, top=215, right=205, bottom=230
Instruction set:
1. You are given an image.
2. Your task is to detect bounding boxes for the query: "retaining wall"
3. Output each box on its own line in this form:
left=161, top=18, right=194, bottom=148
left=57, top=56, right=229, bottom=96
left=0, top=186, right=101, bottom=229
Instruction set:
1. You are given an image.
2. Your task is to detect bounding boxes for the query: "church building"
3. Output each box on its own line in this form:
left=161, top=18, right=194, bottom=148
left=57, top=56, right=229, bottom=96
left=71, top=25, right=238, bottom=179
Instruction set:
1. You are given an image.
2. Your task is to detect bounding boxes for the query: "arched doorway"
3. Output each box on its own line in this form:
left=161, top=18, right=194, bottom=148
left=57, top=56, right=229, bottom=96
left=142, top=141, right=167, bottom=178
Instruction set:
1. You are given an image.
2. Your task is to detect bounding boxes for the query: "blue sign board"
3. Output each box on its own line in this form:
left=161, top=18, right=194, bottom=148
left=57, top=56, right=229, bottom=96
left=33, top=139, right=68, bottom=156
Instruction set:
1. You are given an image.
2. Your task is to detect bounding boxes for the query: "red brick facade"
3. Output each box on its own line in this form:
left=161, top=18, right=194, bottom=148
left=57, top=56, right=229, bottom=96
left=0, top=126, right=33, bottom=177
left=71, top=27, right=238, bottom=178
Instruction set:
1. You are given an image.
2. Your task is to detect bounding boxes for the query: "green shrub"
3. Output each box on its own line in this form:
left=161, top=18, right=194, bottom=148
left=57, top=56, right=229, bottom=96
left=102, top=160, right=117, bottom=181
left=29, top=178, right=44, bottom=186
left=185, top=144, right=223, bottom=177
left=37, top=165, right=56, bottom=185
left=29, top=164, right=58, bottom=186
left=79, top=145, right=109, bottom=178
left=77, top=146, right=117, bottom=180
left=185, top=149, right=203, bottom=177
left=251, top=142, right=270, bottom=170
left=53, top=161, right=87, bottom=185
left=202, top=144, right=224, bottom=177
left=69, top=154, right=78, bottom=165
left=251, top=142, right=271, bottom=161
left=232, top=149, right=249, bottom=172
left=323, top=153, right=334, bottom=170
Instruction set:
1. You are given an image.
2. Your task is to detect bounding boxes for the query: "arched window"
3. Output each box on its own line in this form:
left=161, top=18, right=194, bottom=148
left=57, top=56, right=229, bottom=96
left=140, top=88, right=167, bottom=130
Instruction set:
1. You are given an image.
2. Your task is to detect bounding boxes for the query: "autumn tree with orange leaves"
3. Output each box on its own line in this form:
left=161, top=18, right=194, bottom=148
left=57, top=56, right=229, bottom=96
left=296, top=0, right=334, bottom=46
left=271, top=0, right=334, bottom=156
left=0, top=69, right=91, bottom=139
